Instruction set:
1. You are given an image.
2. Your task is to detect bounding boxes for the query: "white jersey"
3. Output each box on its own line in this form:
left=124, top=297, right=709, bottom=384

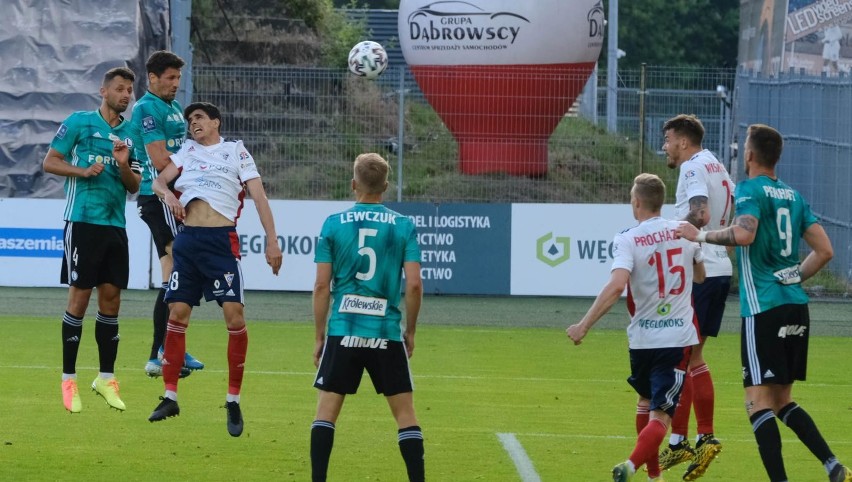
left=674, top=149, right=734, bottom=277
left=170, top=138, right=260, bottom=222
left=611, top=217, right=702, bottom=350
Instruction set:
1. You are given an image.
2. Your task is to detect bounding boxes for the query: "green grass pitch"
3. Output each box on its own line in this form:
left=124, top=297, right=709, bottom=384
left=1, top=288, right=850, bottom=480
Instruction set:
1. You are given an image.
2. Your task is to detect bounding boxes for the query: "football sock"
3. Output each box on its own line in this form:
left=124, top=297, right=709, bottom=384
left=777, top=402, right=835, bottom=466
left=150, top=283, right=168, bottom=360
left=311, top=420, right=335, bottom=482
left=670, top=373, right=693, bottom=441
left=95, top=312, right=119, bottom=373
left=751, top=409, right=787, bottom=482
left=61, top=312, right=83, bottom=375
left=691, top=363, right=715, bottom=435
left=824, top=457, right=840, bottom=476
left=629, top=418, right=667, bottom=473
left=162, top=320, right=187, bottom=392
left=635, top=402, right=650, bottom=435
left=227, top=325, right=248, bottom=395
left=398, top=425, right=425, bottom=482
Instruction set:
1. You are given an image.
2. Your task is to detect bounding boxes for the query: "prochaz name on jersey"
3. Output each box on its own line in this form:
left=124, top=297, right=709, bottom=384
left=633, top=228, right=678, bottom=247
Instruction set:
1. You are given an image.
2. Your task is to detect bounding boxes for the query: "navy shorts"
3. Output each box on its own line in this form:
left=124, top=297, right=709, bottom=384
left=314, top=336, right=413, bottom=396
left=137, top=194, right=180, bottom=258
left=742, top=304, right=810, bottom=387
left=692, top=276, right=731, bottom=338
left=61, top=221, right=129, bottom=289
left=165, top=226, right=244, bottom=306
left=627, top=346, right=691, bottom=416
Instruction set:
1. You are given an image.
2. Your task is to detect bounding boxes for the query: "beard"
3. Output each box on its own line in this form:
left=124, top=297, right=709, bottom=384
left=108, top=99, right=129, bottom=114
left=666, top=156, right=677, bottom=169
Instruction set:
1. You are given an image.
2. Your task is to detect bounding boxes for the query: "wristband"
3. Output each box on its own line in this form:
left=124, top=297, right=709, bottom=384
left=696, top=231, right=708, bottom=243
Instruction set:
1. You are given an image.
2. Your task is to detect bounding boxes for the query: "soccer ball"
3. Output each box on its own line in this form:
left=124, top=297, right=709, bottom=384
left=348, top=41, right=388, bottom=80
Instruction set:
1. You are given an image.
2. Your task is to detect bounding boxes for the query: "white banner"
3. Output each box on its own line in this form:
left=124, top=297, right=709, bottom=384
left=399, top=0, right=604, bottom=65
left=0, top=198, right=353, bottom=291
left=510, top=204, right=675, bottom=296
left=194, top=199, right=351, bottom=291
left=3, top=198, right=683, bottom=297
left=0, top=198, right=152, bottom=288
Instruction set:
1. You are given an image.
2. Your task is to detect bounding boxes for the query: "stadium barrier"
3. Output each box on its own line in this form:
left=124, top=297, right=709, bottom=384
left=1, top=198, right=676, bottom=296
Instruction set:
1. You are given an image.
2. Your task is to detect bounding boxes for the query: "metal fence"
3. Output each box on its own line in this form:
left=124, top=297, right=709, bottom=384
left=735, top=69, right=852, bottom=296
left=192, top=65, right=736, bottom=205
left=193, top=64, right=852, bottom=295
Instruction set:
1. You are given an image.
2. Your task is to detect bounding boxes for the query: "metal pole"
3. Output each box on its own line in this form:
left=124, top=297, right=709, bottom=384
left=606, top=0, right=618, bottom=132
left=397, top=67, right=405, bottom=202
left=170, top=0, right=194, bottom=106
left=639, top=63, right=646, bottom=173
left=719, top=97, right=725, bottom=164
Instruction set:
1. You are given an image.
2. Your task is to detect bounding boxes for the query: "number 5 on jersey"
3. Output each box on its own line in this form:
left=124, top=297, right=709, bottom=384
left=356, top=228, right=378, bottom=281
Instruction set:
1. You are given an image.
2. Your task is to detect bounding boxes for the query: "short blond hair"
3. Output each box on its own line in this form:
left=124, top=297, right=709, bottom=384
left=632, top=173, right=665, bottom=212
left=354, top=153, right=389, bottom=194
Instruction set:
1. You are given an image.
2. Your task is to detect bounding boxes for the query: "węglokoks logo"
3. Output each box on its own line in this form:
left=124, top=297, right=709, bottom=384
left=536, top=232, right=570, bottom=267
left=536, top=231, right=616, bottom=267
left=406, top=1, right=530, bottom=47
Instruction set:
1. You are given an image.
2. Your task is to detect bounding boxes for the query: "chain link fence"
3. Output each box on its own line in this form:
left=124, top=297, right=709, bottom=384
left=193, top=65, right=735, bottom=205
left=193, top=64, right=852, bottom=296
left=735, top=70, right=852, bottom=297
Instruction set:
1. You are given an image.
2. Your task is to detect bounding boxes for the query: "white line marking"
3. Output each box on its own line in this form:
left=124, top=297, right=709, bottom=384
left=4, top=364, right=851, bottom=387
left=497, top=432, right=542, bottom=482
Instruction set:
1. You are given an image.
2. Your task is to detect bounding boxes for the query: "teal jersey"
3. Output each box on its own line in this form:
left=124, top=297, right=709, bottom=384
left=130, top=91, right=186, bottom=195
left=734, top=175, right=818, bottom=316
left=315, top=203, right=421, bottom=341
left=50, top=110, right=141, bottom=227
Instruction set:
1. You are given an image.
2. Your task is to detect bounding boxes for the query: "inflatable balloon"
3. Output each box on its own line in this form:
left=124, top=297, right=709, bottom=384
left=399, top=0, right=605, bottom=176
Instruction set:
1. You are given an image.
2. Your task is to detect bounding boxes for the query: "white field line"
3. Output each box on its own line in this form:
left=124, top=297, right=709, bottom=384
left=4, top=364, right=851, bottom=388
left=497, top=432, right=542, bottom=482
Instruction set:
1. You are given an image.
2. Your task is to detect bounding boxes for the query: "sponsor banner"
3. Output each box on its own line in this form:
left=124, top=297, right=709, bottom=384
left=399, top=0, right=604, bottom=65
left=148, top=199, right=352, bottom=292
left=0, top=198, right=151, bottom=288
left=510, top=204, right=675, bottom=296
left=784, top=0, right=852, bottom=75
left=740, top=0, right=852, bottom=76
left=387, top=202, right=511, bottom=295
left=786, top=0, right=852, bottom=41
left=0, top=227, right=64, bottom=257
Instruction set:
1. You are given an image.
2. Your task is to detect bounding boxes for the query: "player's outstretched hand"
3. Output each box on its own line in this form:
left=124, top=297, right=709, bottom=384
left=566, top=323, right=587, bottom=345
left=675, top=221, right=699, bottom=242
left=266, top=242, right=283, bottom=275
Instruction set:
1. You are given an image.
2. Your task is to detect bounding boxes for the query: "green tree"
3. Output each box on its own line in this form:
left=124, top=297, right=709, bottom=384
left=191, top=0, right=365, bottom=66
left=603, top=0, right=739, bottom=68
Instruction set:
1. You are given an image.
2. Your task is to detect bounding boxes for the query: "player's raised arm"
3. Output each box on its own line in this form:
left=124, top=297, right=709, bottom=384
left=112, top=140, right=140, bottom=193
left=43, top=148, right=104, bottom=178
